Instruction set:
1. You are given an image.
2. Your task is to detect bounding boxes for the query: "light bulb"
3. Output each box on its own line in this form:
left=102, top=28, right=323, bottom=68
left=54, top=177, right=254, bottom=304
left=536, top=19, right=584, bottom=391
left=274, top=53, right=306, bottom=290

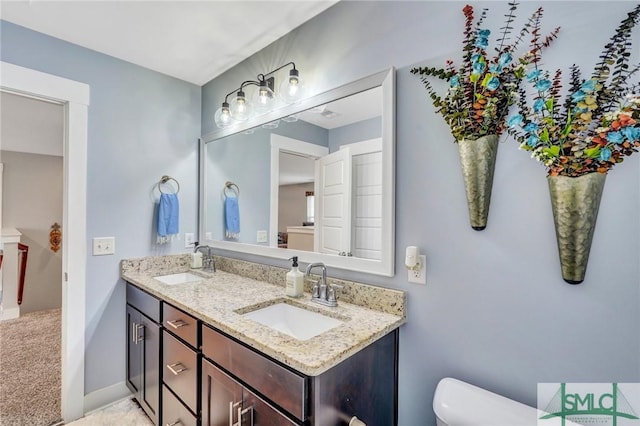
left=253, top=81, right=275, bottom=115
left=230, top=90, right=252, bottom=121
left=214, top=102, right=233, bottom=128
left=279, top=69, right=304, bottom=103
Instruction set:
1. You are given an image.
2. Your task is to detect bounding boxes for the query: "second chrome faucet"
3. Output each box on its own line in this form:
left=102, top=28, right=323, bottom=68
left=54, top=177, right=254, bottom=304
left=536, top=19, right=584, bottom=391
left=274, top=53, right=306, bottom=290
left=304, top=262, right=340, bottom=307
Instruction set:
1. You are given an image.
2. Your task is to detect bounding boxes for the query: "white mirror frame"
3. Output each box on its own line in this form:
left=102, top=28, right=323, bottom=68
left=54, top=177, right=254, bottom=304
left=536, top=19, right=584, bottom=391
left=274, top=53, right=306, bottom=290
left=199, top=67, right=395, bottom=276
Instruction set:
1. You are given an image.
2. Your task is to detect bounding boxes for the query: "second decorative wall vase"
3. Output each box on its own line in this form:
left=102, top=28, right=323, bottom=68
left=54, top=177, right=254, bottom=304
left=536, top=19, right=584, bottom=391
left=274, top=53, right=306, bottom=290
left=458, top=134, right=499, bottom=230
left=548, top=173, right=606, bottom=284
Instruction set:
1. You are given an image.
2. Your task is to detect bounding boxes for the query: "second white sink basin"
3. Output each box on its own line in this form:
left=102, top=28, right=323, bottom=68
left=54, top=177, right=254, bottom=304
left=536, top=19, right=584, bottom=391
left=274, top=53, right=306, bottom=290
left=243, top=302, right=343, bottom=341
left=154, top=272, right=203, bottom=285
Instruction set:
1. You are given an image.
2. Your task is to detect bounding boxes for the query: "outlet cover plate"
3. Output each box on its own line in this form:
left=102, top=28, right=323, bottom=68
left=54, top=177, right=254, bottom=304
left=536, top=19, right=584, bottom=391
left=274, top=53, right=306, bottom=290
left=256, top=230, right=268, bottom=243
left=408, top=255, right=426, bottom=284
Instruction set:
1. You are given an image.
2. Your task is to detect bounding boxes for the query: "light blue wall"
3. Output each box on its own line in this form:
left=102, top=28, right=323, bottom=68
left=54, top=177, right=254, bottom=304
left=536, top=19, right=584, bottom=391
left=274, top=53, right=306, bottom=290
left=328, top=116, right=381, bottom=152
left=1, top=21, right=201, bottom=394
left=202, top=2, right=640, bottom=425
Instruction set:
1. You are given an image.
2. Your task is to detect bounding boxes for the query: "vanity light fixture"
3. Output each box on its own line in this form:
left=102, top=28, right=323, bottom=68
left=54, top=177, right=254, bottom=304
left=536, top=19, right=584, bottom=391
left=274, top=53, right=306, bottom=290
left=214, top=62, right=304, bottom=128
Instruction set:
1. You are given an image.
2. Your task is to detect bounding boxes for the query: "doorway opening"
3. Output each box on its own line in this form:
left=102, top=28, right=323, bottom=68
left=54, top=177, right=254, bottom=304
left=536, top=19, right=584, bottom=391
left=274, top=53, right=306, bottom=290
left=1, top=61, right=89, bottom=422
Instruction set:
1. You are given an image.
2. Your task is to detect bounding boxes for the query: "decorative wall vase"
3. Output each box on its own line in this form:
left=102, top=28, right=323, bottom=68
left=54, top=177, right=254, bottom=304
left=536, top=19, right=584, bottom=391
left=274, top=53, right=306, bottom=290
left=548, top=173, right=606, bottom=284
left=457, top=134, right=499, bottom=230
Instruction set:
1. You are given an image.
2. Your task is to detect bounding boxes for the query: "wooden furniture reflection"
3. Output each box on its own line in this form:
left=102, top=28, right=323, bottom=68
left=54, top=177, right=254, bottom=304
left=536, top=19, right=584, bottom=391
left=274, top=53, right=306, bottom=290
left=286, top=226, right=314, bottom=251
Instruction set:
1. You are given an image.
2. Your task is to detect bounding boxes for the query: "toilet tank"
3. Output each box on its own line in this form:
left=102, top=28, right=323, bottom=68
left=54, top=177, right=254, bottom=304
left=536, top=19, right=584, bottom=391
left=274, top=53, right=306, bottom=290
left=433, top=377, right=579, bottom=426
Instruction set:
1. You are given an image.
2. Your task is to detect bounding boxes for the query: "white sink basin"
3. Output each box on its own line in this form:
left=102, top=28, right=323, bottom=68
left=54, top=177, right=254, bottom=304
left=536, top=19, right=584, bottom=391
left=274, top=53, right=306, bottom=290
left=153, top=272, right=203, bottom=285
left=242, top=302, right=343, bottom=341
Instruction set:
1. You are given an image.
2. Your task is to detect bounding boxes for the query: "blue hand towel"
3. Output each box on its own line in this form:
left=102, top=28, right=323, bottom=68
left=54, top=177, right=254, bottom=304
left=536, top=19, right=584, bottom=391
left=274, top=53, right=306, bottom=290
left=158, top=193, right=179, bottom=244
left=225, top=196, right=240, bottom=239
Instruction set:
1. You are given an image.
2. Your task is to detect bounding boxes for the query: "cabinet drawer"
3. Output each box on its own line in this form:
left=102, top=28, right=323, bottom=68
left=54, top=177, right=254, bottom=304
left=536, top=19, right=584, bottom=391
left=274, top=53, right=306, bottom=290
left=163, top=303, right=198, bottom=348
left=201, top=324, right=307, bottom=421
left=126, top=283, right=161, bottom=323
left=163, top=331, right=198, bottom=413
left=162, top=385, right=197, bottom=426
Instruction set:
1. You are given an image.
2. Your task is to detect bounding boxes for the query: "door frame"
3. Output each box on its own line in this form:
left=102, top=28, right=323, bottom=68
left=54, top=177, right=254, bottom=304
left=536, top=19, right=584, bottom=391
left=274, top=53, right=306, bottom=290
left=269, top=134, right=328, bottom=248
left=1, top=61, right=89, bottom=422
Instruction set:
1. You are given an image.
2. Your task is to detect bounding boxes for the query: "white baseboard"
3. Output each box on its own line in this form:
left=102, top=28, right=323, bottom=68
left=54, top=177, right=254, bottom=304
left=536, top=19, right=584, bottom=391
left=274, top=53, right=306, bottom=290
left=83, top=381, right=132, bottom=415
left=0, top=306, right=20, bottom=321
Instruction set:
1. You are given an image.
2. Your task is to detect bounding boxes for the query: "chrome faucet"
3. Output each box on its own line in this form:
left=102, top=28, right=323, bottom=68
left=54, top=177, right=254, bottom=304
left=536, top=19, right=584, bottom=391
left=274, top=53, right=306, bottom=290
left=305, top=262, right=340, bottom=307
left=194, top=244, right=216, bottom=272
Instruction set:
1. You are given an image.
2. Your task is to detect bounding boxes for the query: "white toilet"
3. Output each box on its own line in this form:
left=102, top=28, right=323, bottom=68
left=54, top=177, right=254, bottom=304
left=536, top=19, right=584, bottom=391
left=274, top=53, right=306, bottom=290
left=433, top=377, right=578, bottom=426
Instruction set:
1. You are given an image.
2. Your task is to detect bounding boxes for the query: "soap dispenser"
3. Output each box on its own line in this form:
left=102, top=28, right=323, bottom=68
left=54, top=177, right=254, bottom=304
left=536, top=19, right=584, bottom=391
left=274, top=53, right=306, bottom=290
left=286, top=256, right=304, bottom=298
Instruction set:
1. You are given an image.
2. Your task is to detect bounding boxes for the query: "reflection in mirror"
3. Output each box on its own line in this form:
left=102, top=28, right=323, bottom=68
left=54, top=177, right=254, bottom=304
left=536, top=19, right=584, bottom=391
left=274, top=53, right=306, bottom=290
left=200, top=68, right=395, bottom=276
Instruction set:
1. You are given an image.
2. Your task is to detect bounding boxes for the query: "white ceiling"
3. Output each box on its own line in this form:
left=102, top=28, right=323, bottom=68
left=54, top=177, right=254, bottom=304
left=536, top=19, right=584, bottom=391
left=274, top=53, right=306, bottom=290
left=0, top=0, right=338, bottom=85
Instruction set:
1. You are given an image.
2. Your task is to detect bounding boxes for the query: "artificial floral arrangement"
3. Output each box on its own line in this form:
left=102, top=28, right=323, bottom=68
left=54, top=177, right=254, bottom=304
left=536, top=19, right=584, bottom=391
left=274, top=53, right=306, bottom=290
left=411, top=2, right=560, bottom=142
left=507, top=5, right=640, bottom=177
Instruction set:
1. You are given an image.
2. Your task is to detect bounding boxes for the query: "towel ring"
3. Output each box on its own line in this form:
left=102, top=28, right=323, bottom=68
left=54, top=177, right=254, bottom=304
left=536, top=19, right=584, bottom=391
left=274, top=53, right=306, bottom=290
left=158, top=175, right=180, bottom=194
left=223, top=181, right=239, bottom=198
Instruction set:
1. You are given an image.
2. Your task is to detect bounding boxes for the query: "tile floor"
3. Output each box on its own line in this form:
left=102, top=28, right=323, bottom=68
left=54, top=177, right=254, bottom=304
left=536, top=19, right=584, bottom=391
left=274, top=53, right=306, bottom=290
left=64, top=398, right=152, bottom=425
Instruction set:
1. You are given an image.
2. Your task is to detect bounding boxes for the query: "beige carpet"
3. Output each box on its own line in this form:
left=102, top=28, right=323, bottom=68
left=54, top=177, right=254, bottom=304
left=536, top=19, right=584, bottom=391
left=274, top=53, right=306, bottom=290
left=0, top=308, right=62, bottom=426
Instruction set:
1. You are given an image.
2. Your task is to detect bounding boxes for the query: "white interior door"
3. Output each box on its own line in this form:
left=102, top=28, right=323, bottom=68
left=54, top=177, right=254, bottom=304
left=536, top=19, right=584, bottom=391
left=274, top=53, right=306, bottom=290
left=314, top=147, right=352, bottom=255
left=352, top=150, right=383, bottom=260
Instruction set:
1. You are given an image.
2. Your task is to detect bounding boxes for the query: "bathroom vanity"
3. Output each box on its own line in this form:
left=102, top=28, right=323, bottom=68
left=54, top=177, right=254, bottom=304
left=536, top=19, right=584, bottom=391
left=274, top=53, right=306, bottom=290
left=122, top=254, right=405, bottom=426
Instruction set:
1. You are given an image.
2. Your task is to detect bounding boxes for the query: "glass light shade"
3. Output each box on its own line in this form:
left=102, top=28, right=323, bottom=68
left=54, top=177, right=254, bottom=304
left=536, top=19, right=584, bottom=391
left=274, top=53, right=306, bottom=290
left=253, top=83, right=275, bottom=115
left=281, top=113, right=299, bottom=123
left=230, top=91, right=252, bottom=121
left=214, top=103, right=233, bottom=128
left=279, top=69, right=304, bottom=103
left=262, top=119, right=280, bottom=130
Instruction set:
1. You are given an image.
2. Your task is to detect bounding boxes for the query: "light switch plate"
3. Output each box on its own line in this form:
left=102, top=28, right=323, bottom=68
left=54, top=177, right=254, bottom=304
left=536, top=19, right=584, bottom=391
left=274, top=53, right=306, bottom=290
left=92, top=237, right=115, bottom=256
left=185, top=233, right=196, bottom=248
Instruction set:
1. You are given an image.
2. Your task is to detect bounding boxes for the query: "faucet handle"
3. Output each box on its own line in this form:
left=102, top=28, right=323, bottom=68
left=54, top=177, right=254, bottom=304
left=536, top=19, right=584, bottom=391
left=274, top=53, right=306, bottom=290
left=310, top=280, right=320, bottom=298
left=327, top=284, right=343, bottom=304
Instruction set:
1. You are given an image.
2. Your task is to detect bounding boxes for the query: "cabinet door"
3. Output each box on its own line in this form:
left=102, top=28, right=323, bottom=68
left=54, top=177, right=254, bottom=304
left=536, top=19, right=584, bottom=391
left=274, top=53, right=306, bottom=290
left=140, top=314, right=161, bottom=425
left=243, top=388, right=297, bottom=426
left=202, top=359, right=242, bottom=426
left=126, top=305, right=142, bottom=395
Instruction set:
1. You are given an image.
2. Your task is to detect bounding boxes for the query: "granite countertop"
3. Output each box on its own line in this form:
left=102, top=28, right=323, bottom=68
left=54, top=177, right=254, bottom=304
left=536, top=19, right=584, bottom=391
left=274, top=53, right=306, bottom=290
left=122, top=265, right=405, bottom=376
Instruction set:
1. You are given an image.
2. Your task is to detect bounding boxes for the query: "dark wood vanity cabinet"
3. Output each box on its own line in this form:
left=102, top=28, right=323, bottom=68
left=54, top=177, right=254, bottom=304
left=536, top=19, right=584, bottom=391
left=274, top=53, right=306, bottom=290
left=201, top=323, right=399, bottom=426
left=126, top=285, right=161, bottom=425
left=202, top=357, right=297, bottom=426
left=126, top=281, right=399, bottom=426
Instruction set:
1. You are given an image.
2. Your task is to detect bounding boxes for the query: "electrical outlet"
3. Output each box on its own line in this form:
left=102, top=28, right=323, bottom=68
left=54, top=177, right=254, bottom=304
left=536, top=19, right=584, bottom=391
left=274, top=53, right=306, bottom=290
left=92, top=237, right=115, bottom=256
left=205, top=232, right=212, bottom=241
left=408, top=255, right=426, bottom=284
left=256, top=230, right=268, bottom=243
left=185, top=233, right=196, bottom=248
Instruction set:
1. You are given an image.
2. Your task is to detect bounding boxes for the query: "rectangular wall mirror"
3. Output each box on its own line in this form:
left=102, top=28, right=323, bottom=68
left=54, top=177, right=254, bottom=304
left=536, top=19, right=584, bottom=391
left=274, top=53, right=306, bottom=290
left=199, top=68, right=395, bottom=276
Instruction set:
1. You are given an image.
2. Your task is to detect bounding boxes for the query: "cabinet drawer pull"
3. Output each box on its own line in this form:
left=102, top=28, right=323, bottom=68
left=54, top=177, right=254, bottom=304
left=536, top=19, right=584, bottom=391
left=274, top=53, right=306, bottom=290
left=165, top=421, right=182, bottom=426
left=166, top=362, right=187, bottom=375
left=233, top=405, right=253, bottom=426
left=166, top=319, right=188, bottom=329
left=229, top=401, right=241, bottom=426
left=135, top=323, right=145, bottom=343
left=132, top=322, right=137, bottom=343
